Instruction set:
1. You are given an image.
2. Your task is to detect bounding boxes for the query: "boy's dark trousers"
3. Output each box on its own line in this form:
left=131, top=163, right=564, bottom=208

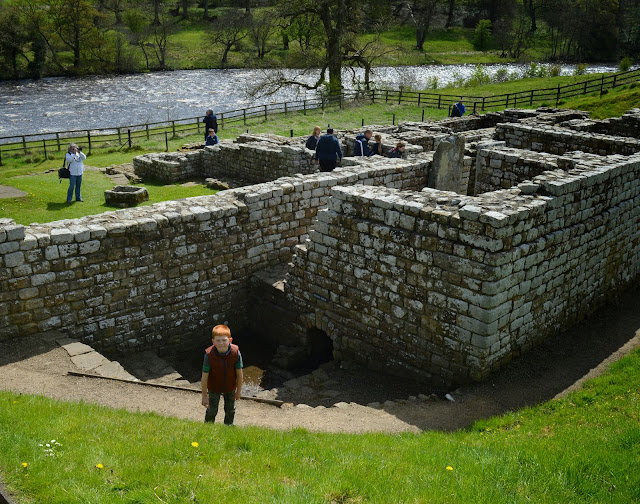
left=205, top=392, right=236, bottom=425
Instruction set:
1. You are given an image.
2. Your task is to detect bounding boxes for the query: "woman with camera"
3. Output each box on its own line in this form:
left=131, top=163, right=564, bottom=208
left=65, top=143, right=87, bottom=203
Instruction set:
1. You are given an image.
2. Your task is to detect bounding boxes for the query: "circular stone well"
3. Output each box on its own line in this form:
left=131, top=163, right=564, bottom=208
left=104, top=185, right=149, bottom=208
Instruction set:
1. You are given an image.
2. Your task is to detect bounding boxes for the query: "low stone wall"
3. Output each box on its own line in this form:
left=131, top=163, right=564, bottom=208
left=496, top=123, right=640, bottom=156
left=564, top=108, right=640, bottom=139
left=0, top=159, right=427, bottom=350
left=133, top=151, right=203, bottom=182
left=201, top=142, right=317, bottom=184
left=286, top=151, right=640, bottom=386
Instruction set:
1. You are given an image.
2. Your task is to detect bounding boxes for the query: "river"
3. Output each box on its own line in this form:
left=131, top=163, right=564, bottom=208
left=0, top=63, right=624, bottom=139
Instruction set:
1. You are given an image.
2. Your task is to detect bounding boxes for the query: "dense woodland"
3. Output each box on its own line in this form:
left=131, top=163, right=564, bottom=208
left=0, top=0, right=638, bottom=87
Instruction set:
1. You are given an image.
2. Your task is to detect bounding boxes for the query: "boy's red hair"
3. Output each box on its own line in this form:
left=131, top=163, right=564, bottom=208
left=212, top=324, right=231, bottom=339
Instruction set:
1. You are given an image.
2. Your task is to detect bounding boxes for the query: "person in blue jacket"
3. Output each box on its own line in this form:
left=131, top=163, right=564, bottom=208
left=451, top=99, right=465, bottom=117
left=205, top=129, right=219, bottom=146
left=354, top=129, right=374, bottom=156
left=315, top=128, right=343, bottom=172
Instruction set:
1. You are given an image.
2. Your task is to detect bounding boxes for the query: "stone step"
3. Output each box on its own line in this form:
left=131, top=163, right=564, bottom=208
left=116, top=350, right=196, bottom=389
left=56, top=337, right=137, bottom=382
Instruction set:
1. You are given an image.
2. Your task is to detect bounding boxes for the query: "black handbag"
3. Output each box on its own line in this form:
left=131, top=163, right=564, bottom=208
left=58, top=158, right=70, bottom=182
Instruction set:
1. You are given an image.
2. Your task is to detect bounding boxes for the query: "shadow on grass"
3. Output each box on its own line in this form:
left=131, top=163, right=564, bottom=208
left=46, top=201, right=72, bottom=212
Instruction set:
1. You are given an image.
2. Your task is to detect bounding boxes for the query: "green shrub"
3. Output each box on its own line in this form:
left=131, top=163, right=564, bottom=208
left=549, top=64, right=562, bottom=77
left=493, top=68, right=510, bottom=83
left=619, top=57, right=632, bottom=71
left=574, top=63, right=588, bottom=75
left=523, top=62, right=549, bottom=78
left=467, top=64, right=491, bottom=86
left=473, top=19, right=492, bottom=51
left=426, top=76, right=439, bottom=89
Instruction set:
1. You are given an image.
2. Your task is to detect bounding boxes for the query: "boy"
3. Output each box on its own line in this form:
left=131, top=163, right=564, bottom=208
left=201, top=324, right=243, bottom=425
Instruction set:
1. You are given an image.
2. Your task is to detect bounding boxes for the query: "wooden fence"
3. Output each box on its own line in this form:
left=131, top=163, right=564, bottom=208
left=0, top=67, right=638, bottom=164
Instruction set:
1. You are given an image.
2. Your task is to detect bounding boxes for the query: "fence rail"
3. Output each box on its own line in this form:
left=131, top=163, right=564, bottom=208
left=1, top=67, right=638, bottom=163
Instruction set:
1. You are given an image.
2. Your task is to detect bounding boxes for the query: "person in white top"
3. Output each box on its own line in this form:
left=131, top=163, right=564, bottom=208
left=65, top=143, right=87, bottom=203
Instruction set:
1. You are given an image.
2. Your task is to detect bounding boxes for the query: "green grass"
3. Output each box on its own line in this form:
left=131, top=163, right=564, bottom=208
left=1, top=348, right=639, bottom=503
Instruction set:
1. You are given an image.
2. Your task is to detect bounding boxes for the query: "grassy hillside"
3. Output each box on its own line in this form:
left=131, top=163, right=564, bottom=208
left=1, top=347, right=639, bottom=503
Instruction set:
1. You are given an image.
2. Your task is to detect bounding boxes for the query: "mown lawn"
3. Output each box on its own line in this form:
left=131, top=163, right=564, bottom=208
left=1, top=348, right=639, bottom=503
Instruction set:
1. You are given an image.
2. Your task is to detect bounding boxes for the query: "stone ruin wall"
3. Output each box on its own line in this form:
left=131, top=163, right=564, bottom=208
left=2, top=107, right=640, bottom=387
left=286, top=149, right=640, bottom=385
left=0, top=159, right=426, bottom=352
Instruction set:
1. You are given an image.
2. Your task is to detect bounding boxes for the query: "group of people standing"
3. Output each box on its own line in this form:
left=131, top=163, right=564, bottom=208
left=305, top=126, right=406, bottom=172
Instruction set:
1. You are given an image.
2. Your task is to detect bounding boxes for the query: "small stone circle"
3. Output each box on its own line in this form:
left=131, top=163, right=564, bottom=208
left=104, top=185, right=149, bottom=208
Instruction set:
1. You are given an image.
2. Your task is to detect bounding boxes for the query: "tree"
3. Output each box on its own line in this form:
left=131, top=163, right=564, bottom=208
left=208, top=9, right=248, bottom=67
left=472, top=19, right=492, bottom=51
left=444, top=0, right=455, bottom=28
left=249, top=10, right=278, bottom=59
left=407, top=0, right=441, bottom=51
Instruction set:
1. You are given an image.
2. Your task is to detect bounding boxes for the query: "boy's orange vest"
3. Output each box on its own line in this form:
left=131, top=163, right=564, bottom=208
left=205, top=343, right=239, bottom=394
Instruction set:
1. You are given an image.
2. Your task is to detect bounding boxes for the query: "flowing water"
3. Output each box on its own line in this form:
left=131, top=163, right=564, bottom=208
left=0, top=63, right=623, bottom=139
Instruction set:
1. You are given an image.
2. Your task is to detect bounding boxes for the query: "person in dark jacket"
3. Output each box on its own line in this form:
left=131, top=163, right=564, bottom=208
left=205, top=128, right=219, bottom=146
left=315, top=128, right=343, bottom=172
left=389, top=141, right=406, bottom=158
left=370, top=133, right=385, bottom=156
left=203, top=109, right=218, bottom=140
left=451, top=99, right=465, bottom=117
left=354, top=129, right=374, bottom=156
left=305, top=126, right=322, bottom=150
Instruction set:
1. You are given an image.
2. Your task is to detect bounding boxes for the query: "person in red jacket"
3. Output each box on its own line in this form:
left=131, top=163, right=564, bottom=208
left=201, top=324, right=243, bottom=425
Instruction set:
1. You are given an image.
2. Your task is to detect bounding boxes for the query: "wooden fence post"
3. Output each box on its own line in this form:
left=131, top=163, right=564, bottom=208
left=421, top=109, right=425, bottom=122
left=437, top=95, right=441, bottom=109
left=171, top=120, right=176, bottom=137
left=220, top=113, right=224, bottom=129
left=243, top=109, right=247, bottom=125
left=87, top=130, right=92, bottom=155
left=197, top=118, right=200, bottom=136
left=385, top=90, right=389, bottom=103
left=0, top=146, right=3, bottom=167
left=42, top=139, right=47, bottom=160
left=473, top=102, right=477, bottom=114
left=418, top=92, right=422, bottom=106
left=612, top=74, right=617, bottom=88
left=117, top=127, right=121, bottom=144
left=264, top=105, right=268, bottom=121
left=146, top=123, right=150, bottom=140
left=371, top=89, right=375, bottom=103
left=303, top=100, right=307, bottom=115
left=584, top=81, right=588, bottom=94
left=392, top=113, right=396, bottom=125
left=56, top=132, right=61, bottom=151
left=514, top=94, right=518, bottom=108
left=482, top=96, right=486, bottom=111
left=600, top=75, right=605, bottom=97
left=165, top=131, right=168, bottom=152
left=506, top=94, right=509, bottom=108
left=22, top=136, right=27, bottom=155
left=398, top=90, right=402, bottom=104
left=556, top=85, right=561, bottom=107
left=128, top=129, right=132, bottom=148
left=530, top=90, right=534, bottom=106
left=285, top=102, right=288, bottom=115
left=290, top=129, right=293, bottom=137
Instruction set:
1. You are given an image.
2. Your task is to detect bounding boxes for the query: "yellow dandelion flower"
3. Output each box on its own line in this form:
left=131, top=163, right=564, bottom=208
left=21, top=462, right=28, bottom=468
left=191, top=442, right=199, bottom=448
left=95, top=463, right=104, bottom=469
left=446, top=466, right=453, bottom=471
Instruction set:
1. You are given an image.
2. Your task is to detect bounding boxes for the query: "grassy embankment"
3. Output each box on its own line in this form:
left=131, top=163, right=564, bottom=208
left=1, top=74, right=638, bottom=225
left=163, top=13, right=521, bottom=70
left=1, top=347, right=639, bottom=503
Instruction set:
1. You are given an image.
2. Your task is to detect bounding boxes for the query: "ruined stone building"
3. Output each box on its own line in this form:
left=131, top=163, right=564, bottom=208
left=1, top=107, right=639, bottom=387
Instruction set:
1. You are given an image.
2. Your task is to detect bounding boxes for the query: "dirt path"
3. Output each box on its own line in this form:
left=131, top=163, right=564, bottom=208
left=0, top=185, right=27, bottom=199
left=1, top=291, right=640, bottom=434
